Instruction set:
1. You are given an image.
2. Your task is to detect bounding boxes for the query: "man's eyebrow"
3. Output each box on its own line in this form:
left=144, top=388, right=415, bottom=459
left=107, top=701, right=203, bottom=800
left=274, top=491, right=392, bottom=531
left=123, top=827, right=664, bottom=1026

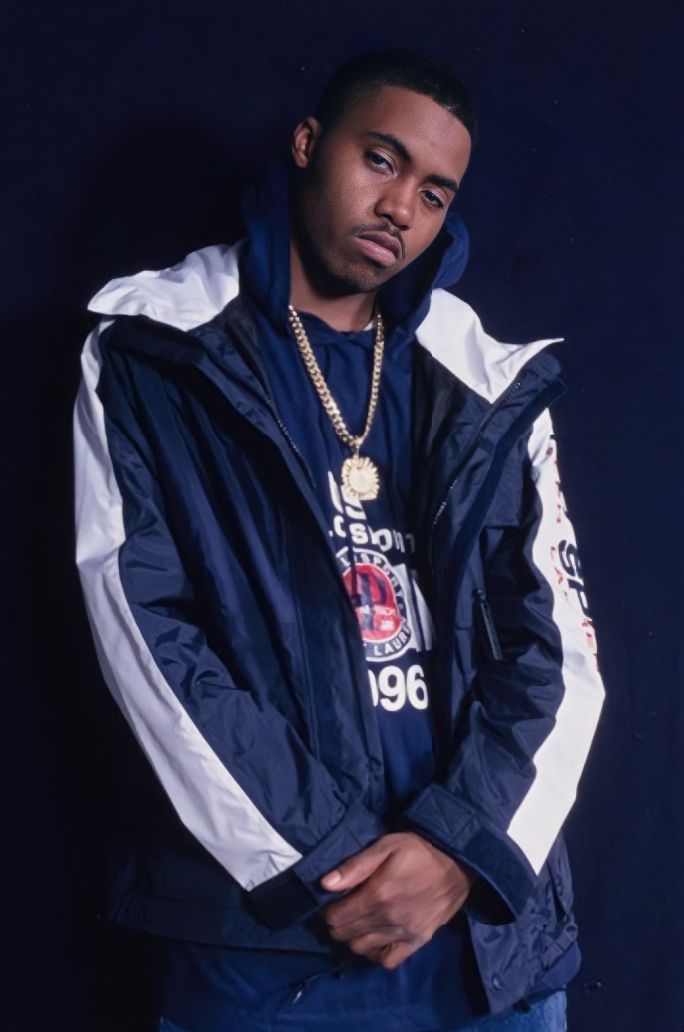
left=362, top=130, right=413, bottom=163
left=361, top=130, right=460, bottom=194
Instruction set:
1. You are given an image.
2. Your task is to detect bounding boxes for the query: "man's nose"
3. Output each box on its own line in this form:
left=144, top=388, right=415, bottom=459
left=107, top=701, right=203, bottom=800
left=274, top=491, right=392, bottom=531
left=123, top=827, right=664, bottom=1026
left=375, top=180, right=415, bottom=230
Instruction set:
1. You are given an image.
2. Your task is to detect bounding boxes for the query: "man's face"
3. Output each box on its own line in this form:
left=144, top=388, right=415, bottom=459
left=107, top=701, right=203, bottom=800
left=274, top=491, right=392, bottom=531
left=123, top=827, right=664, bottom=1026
left=290, top=84, right=472, bottom=296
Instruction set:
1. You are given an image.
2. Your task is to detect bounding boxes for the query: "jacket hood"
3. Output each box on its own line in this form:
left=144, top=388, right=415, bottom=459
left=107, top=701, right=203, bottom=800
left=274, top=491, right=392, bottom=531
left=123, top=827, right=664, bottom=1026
left=239, top=159, right=470, bottom=340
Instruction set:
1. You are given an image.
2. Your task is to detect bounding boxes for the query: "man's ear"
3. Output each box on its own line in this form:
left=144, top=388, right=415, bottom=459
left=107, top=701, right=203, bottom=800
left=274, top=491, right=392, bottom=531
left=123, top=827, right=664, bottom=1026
left=291, top=116, right=323, bottom=169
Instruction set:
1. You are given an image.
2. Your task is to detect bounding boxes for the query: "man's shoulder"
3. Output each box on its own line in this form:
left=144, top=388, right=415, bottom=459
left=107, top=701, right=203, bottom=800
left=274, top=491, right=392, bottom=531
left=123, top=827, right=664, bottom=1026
left=87, top=242, right=244, bottom=332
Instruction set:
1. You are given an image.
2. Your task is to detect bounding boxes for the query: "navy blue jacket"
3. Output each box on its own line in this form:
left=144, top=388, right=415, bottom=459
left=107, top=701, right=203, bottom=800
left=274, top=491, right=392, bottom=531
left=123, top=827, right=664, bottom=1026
left=74, top=188, right=604, bottom=1014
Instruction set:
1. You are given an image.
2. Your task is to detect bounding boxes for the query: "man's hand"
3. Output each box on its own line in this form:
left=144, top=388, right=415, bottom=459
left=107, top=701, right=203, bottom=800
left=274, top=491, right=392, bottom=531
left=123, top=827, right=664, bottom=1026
left=320, top=832, right=475, bottom=969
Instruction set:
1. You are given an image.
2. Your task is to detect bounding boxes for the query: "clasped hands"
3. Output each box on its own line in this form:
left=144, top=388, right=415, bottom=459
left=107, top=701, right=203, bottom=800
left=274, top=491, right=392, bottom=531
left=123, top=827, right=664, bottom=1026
left=320, top=831, right=475, bottom=970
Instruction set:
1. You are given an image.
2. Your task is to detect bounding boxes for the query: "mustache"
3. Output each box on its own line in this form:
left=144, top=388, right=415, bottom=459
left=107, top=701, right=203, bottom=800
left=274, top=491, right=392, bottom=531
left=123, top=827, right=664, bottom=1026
left=350, top=223, right=405, bottom=259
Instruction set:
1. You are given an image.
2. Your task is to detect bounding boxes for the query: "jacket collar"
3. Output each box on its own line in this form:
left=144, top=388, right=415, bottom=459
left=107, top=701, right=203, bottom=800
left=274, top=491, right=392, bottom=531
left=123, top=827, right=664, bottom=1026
left=89, top=239, right=561, bottom=403
left=88, top=242, right=243, bottom=332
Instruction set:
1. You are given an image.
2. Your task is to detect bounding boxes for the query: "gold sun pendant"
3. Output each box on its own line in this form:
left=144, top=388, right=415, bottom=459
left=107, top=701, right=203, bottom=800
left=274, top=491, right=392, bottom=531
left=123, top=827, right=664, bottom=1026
left=341, top=454, right=380, bottom=503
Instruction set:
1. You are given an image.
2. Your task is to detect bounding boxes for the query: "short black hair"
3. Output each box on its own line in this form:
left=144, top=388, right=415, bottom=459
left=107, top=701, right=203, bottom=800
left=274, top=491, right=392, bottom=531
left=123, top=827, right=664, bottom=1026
left=314, top=49, right=477, bottom=142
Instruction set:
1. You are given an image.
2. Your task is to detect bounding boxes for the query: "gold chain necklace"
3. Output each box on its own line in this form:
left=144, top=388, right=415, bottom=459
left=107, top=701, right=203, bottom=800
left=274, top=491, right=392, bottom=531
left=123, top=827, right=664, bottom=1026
left=287, top=304, right=384, bottom=502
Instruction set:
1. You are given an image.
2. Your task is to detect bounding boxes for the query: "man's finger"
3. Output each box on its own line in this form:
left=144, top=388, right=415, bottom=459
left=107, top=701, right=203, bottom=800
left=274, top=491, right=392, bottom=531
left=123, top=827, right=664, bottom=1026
left=327, top=916, right=402, bottom=942
left=374, top=939, right=417, bottom=970
left=323, top=881, right=383, bottom=928
left=345, top=931, right=402, bottom=957
left=320, top=839, right=391, bottom=891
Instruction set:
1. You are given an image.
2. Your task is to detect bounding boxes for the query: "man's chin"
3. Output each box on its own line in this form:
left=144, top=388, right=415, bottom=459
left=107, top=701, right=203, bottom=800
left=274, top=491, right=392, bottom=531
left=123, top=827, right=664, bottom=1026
left=328, top=259, right=397, bottom=297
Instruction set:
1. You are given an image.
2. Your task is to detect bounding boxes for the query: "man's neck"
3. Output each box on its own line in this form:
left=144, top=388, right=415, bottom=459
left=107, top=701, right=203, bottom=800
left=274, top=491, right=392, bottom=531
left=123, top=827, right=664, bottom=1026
left=289, top=240, right=377, bottom=332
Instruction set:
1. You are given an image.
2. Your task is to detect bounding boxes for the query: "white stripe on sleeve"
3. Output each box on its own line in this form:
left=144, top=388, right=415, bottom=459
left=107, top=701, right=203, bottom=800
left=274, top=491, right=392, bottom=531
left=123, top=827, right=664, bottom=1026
left=73, top=323, right=302, bottom=890
left=506, top=409, right=605, bottom=872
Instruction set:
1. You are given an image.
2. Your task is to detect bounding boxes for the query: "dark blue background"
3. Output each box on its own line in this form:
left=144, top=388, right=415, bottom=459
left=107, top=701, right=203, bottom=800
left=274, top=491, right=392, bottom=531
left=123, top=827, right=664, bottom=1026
left=3, top=2, right=682, bottom=1029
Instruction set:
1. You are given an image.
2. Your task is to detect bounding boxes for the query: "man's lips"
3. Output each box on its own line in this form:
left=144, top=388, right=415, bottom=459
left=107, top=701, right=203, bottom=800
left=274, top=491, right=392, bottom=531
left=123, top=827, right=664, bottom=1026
left=354, top=232, right=402, bottom=267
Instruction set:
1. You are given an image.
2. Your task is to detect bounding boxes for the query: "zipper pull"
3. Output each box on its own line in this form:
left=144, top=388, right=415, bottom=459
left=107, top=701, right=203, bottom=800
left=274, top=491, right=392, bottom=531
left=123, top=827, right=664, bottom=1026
left=291, top=984, right=305, bottom=1005
left=476, top=589, right=503, bottom=661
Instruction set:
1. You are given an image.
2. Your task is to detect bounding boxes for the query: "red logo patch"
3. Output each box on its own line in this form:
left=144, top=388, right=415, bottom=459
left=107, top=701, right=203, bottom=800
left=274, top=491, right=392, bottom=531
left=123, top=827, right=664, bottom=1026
left=343, top=563, right=402, bottom=642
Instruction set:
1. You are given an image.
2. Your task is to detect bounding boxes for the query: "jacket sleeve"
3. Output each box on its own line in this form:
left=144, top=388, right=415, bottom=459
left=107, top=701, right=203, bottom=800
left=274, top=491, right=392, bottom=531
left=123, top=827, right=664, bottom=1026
left=400, top=407, right=605, bottom=922
left=73, top=320, right=385, bottom=930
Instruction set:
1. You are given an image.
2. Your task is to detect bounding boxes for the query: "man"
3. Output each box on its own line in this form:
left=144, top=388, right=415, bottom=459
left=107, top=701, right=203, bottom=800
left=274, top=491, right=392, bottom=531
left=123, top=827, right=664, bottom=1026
left=74, top=50, right=604, bottom=1031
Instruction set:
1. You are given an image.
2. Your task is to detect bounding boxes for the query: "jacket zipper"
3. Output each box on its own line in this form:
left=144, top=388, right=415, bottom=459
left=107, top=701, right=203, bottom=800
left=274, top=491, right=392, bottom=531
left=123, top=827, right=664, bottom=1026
left=225, top=330, right=328, bottom=762
left=266, top=388, right=386, bottom=808
left=219, top=317, right=385, bottom=805
left=270, top=405, right=314, bottom=485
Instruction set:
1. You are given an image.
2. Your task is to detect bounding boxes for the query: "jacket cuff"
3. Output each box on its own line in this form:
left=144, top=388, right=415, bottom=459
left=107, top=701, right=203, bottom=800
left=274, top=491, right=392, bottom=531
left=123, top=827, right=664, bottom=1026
left=247, top=800, right=386, bottom=930
left=399, top=783, right=536, bottom=924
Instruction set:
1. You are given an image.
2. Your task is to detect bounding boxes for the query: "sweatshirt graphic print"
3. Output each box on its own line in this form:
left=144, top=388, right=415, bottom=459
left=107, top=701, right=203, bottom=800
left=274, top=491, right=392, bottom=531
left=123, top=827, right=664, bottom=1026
left=257, top=310, right=437, bottom=809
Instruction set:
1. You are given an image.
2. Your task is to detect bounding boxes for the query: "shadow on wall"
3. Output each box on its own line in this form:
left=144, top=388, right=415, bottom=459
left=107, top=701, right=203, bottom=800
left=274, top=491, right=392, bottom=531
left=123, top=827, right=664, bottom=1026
left=62, top=123, right=254, bottom=311
left=6, top=123, right=260, bottom=1032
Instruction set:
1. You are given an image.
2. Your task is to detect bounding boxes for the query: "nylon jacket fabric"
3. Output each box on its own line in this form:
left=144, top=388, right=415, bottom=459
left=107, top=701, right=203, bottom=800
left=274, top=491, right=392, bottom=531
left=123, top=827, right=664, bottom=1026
left=73, top=181, right=604, bottom=1014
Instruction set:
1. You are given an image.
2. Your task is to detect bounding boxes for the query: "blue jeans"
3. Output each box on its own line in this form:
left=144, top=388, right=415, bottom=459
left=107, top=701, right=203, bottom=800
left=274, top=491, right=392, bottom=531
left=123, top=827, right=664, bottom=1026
left=159, top=988, right=567, bottom=1031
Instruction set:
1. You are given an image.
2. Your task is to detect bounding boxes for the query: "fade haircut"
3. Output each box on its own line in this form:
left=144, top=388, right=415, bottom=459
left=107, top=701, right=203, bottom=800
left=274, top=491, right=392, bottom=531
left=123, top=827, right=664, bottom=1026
left=314, top=49, right=477, bottom=143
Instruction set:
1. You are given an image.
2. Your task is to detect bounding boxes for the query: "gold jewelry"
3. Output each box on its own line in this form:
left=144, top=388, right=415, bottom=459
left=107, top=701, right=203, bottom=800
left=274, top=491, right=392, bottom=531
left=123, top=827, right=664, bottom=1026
left=287, top=304, right=384, bottom=502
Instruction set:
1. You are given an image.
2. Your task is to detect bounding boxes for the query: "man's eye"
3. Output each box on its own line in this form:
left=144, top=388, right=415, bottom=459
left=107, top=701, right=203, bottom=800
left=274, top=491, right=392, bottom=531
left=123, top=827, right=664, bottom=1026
left=423, top=190, right=445, bottom=210
left=367, top=151, right=392, bottom=171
